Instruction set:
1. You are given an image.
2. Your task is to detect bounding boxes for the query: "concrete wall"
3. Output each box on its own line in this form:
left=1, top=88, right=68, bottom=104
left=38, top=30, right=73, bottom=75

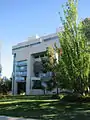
left=29, top=88, right=60, bottom=95
left=13, top=47, right=29, bottom=61
left=31, top=89, right=44, bottom=95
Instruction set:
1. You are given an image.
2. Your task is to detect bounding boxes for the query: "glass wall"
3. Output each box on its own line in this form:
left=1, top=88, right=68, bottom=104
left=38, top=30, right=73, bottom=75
left=15, top=60, right=27, bottom=82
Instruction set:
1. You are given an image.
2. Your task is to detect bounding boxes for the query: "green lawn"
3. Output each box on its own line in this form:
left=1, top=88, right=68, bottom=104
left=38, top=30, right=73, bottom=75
left=0, top=95, right=90, bottom=120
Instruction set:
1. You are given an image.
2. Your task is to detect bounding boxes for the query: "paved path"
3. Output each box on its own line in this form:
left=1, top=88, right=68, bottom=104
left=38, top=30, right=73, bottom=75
left=0, top=116, right=36, bottom=120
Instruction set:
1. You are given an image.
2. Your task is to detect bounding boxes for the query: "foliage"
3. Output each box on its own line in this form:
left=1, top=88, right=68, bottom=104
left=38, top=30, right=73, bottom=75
left=41, top=46, right=57, bottom=73
left=51, top=94, right=60, bottom=99
left=57, top=0, right=90, bottom=95
left=32, top=80, right=43, bottom=89
left=0, top=80, right=8, bottom=95
left=82, top=18, right=90, bottom=41
left=44, top=79, right=57, bottom=91
left=61, top=94, right=90, bottom=102
left=41, top=46, right=58, bottom=92
left=33, top=61, right=43, bottom=77
left=0, top=78, right=12, bottom=95
left=5, top=79, right=12, bottom=91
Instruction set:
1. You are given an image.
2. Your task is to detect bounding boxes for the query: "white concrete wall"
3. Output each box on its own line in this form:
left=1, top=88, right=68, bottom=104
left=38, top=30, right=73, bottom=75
left=26, top=55, right=37, bottom=95
left=14, top=47, right=29, bottom=61
left=29, top=88, right=60, bottom=95
left=30, top=55, right=35, bottom=77
left=31, top=89, right=44, bottom=95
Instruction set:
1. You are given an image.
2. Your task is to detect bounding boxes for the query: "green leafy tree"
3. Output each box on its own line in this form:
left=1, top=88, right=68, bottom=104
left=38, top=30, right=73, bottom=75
left=42, top=46, right=56, bottom=72
left=82, top=18, right=90, bottom=41
left=0, top=77, right=12, bottom=95
left=57, top=0, right=90, bottom=95
left=41, top=46, right=58, bottom=92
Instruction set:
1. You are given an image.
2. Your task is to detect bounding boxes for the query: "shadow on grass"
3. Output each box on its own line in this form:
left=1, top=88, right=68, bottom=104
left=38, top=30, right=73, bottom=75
left=0, top=95, right=52, bottom=100
left=0, top=97, right=90, bottom=120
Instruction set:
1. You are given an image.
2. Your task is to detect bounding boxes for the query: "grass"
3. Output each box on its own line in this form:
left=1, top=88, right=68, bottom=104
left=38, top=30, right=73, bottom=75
left=0, top=95, right=90, bottom=120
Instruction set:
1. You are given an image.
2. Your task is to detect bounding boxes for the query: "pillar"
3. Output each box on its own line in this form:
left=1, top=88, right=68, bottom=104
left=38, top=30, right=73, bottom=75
left=12, top=53, right=17, bottom=95
left=13, top=79, right=17, bottom=95
left=26, top=54, right=35, bottom=95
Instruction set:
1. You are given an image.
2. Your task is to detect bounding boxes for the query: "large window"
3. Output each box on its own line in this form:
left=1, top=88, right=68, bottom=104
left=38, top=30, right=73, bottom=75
left=15, top=60, right=27, bottom=82
left=16, top=66, right=27, bottom=72
left=16, top=60, right=27, bottom=66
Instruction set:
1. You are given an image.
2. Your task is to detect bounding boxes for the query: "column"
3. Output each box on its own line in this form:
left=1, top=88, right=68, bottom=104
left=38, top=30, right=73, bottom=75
left=26, top=55, right=31, bottom=95
left=12, top=53, right=17, bottom=95
left=26, top=54, right=35, bottom=95
left=13, top=79, right=17, bottom=95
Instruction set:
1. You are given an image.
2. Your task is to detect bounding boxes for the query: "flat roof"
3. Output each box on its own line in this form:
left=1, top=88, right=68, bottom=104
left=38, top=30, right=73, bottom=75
left=12, top=33, right=58, bottom=50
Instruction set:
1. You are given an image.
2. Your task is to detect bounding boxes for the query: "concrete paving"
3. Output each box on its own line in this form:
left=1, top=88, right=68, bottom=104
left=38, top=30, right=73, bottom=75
left=0, top=116, right=36, bottom=120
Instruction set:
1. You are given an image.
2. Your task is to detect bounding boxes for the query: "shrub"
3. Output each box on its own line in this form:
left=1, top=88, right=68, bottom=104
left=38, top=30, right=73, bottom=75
left=0, top=79, right=12, bottom=95
left=61, top=94, right=90, bottom=102
left=51, top=94, right=60, bottom=99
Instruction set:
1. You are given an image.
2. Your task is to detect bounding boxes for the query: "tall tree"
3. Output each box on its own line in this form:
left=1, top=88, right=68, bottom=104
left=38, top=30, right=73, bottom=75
left=42, top=46, right=56, bottom=72
left=57, top=0, right=90, bottom=95
left=41, top=46, right=57, bottom=92
left=82, top=18, right=90, bottom=41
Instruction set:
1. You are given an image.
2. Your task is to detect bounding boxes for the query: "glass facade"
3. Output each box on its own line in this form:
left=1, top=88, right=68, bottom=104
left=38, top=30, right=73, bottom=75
left=15, top=60, right=27, bottom=82
left=16, top=60, right=27, bottom=66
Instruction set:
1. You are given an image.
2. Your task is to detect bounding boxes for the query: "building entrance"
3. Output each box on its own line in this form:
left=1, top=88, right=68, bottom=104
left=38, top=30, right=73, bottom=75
left=17, top=82, right=26, bottom=94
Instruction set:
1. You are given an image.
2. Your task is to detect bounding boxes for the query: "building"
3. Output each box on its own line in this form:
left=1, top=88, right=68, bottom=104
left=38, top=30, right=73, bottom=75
left=12, top=33, right=60, bottom=95
left=0, top=42, right=2, bottom=77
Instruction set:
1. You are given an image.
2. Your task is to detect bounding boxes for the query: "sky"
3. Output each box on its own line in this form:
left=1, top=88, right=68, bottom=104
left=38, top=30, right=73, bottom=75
left=0, top=0, right=90, bottom=78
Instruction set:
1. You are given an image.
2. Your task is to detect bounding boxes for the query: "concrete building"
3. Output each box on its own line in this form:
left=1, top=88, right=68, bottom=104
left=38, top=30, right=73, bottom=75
left=12, top=33, right=60, bottom=95
left=0, top=42, right=2, bottom=77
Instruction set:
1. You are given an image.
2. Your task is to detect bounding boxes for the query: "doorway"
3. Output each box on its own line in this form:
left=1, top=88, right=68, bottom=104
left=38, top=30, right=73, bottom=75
left=17, top=82, right=26, bottom=94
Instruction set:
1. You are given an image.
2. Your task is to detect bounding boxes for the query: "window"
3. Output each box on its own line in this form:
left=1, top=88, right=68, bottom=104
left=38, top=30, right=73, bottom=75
left=12, top=45, right=29, bottom=50
left=15, top=72, right=27, bottom=76
left=44, top=36, right=58, bottom=42
left=40, top=54, right=44, bottom=58
left=30, top=42, right=41, bottom=46
left=15, top=60, right=27, bottom=82
left=34, top=55, right=39, bottom=58
left=15, top=77, right=25, bottom=81
left=16, top=60, right=27, bottom=66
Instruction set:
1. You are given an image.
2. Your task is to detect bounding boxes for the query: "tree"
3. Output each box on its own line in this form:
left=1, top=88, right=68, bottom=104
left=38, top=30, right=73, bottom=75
left=0, top=77, right=12, bottom=95
left=42, top=46, right=56, bottom=72
left=41, top=46, right=58, bottom=93
left=57, top=0, right=90, bottom=95
left=82, top=18, right=90, bottom=41
left=33, top=61, right=43, bottom=77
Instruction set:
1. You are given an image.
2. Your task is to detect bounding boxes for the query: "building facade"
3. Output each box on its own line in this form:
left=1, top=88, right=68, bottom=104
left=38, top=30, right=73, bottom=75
left=12, top=33, right=60, bottom=95
left=0, top=42, right=2, bottom=77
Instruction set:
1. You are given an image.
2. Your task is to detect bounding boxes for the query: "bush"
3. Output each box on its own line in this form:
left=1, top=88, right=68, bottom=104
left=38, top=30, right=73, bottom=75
left=51, top=94, right=60, bottom=99
left=0, top=79, right=12, bottom=95
left=61, top=94, right=79, bottom=102
left=61, top=94, right=90, bottom=102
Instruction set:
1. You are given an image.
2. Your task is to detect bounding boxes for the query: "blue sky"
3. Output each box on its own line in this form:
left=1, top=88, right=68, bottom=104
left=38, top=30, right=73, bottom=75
left=0, top=0, right=90, bottom=78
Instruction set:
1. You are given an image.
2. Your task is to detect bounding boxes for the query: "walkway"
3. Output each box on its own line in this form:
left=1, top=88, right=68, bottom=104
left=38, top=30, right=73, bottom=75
left=0, top=116, right=36, bottom=120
